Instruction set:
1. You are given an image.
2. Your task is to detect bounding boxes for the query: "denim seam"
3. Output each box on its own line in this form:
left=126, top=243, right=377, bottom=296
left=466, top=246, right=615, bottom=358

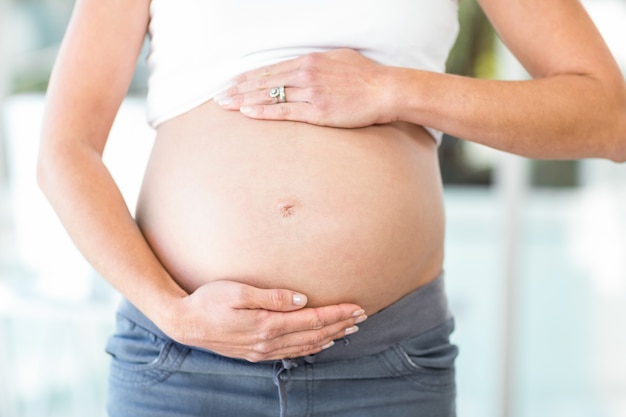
left=380, top=345, right=456, bottom=392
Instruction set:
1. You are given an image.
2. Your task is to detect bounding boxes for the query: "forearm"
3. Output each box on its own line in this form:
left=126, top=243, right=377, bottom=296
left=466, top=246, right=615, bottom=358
left=36, top=142, right=371, bottom=359
left=391, top=68, right=626, bottom=161
left=37, top=141, right=187, bottom=326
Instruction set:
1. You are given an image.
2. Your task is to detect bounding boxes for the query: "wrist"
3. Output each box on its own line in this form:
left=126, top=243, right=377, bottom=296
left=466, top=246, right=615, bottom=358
left=129, top=278, right=189, bottom=338
left=376, top=66, right=405, bottom=124
left=379, top=66, right=409, bottom=124
left=387, top=67, right=434, bottom=126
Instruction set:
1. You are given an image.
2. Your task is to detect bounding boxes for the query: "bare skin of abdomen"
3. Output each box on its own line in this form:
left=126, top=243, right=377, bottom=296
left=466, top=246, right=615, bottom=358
left=136, top=101, right=445, bottom=315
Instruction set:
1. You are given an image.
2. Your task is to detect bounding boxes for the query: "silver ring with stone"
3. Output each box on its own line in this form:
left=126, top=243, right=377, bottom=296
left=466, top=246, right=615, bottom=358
left=269, top=86, right=286, bottom=103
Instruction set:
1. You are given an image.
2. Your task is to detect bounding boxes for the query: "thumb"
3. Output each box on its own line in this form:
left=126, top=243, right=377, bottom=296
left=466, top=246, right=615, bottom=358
left=235, top=285, right=308, bottom=312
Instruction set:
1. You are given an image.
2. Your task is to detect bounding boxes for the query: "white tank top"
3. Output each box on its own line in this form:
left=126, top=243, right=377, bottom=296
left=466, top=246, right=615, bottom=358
left=146, top=0, right=460, bottom=144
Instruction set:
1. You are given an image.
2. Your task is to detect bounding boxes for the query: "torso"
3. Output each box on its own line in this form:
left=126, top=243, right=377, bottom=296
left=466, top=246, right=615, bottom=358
left=136, top=102, right=445, bottom=314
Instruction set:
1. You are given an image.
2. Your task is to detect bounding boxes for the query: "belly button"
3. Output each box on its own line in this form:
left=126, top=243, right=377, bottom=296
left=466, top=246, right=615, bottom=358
left=277, top=200, right=299, bottom=218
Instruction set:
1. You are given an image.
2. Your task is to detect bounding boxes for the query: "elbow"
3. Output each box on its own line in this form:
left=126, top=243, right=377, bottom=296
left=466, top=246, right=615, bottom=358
left=602, top=87, right=626, bottom=163
left=36, top=137, right=63, bottom=198
left=608, top=140, right=626, bottom=163
left=608, top=152, right=626, bottom=164
left=36, top=142, right=53, bottom=197
left=608, top=112, right=626, bottom=164
left=603, top=132, right=626, bottom=164
left=610, top=152, right=626, bottom=165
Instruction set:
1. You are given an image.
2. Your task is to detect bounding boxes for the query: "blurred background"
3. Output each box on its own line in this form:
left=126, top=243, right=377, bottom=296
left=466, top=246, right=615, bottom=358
left=1, top=0, right=625, bottom=416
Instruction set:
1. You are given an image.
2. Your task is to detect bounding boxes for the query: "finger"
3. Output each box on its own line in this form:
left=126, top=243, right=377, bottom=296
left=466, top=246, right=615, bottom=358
left=245, top=313, right=366, bottom=362
left=233, top=58, right=301, bottom=83
left=226, top=64, right=310, bottom=98
left=269, top=315, right=364, bottom=352
left=240, top=101, right=322, bottom=125
left=217, top=88, right=285, bottom=109
left=244, top=339, right=331, bottom=362
left=234, top=285, right=310, bottom=312
left=219, top=86, right=305, bottom=110
left=266, top=303, right=366, bottom=334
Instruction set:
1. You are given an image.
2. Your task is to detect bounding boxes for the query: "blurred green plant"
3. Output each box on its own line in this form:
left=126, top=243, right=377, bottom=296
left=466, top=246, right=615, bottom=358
left=447, top=0, right=496, bottom=79
left=441, top=0, right=497, bottom=186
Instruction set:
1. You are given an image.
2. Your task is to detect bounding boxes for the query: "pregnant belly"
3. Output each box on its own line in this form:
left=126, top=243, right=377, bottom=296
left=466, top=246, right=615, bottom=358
left=135, top=102, right=445, bottom=314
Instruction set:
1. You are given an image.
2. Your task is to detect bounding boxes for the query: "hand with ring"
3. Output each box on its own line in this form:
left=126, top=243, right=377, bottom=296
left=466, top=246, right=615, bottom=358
left=215, top=49, right=399, bottom=128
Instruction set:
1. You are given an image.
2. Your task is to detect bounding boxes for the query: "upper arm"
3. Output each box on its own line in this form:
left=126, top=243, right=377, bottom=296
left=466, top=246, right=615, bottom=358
left=477, top=0, right=622, bottom=81
left=477, top=0, right=626, bottom=159
left=42, top=0, right=151, bottom=154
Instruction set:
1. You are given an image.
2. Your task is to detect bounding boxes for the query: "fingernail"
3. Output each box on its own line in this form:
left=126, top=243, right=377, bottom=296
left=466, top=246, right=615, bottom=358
left=322, top=341, right=335, bottom=350
left=240, top=106, right=253, bottom=115
left=292, top=293, right=307, bottom=306
left=354, top=314, right=368, bottom=324
left=351, top=309, right=365, bottom=317
left=345, top=325, right=359, bottom=335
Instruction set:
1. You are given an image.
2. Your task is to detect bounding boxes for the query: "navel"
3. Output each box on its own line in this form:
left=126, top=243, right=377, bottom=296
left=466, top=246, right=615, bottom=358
left=277, top=200, right=300, bottom=219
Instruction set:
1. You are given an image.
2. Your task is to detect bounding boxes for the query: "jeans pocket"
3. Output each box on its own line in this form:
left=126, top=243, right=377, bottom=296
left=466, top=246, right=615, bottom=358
left=382, top=319, right=458, bottom=392
left=105, top=314, right=189, bottom=388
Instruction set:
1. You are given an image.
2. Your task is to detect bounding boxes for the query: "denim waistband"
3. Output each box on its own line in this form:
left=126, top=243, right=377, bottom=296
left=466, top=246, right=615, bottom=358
left=117, top=273, right=451, bottom=417
left=116, top=271, right=451, bottom=364
left=304, top=270, right=451, bottom=363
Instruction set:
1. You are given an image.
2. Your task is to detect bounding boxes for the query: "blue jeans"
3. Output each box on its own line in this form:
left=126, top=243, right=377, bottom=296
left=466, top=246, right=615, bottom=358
left=106, top=274, right=458, bottom=417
